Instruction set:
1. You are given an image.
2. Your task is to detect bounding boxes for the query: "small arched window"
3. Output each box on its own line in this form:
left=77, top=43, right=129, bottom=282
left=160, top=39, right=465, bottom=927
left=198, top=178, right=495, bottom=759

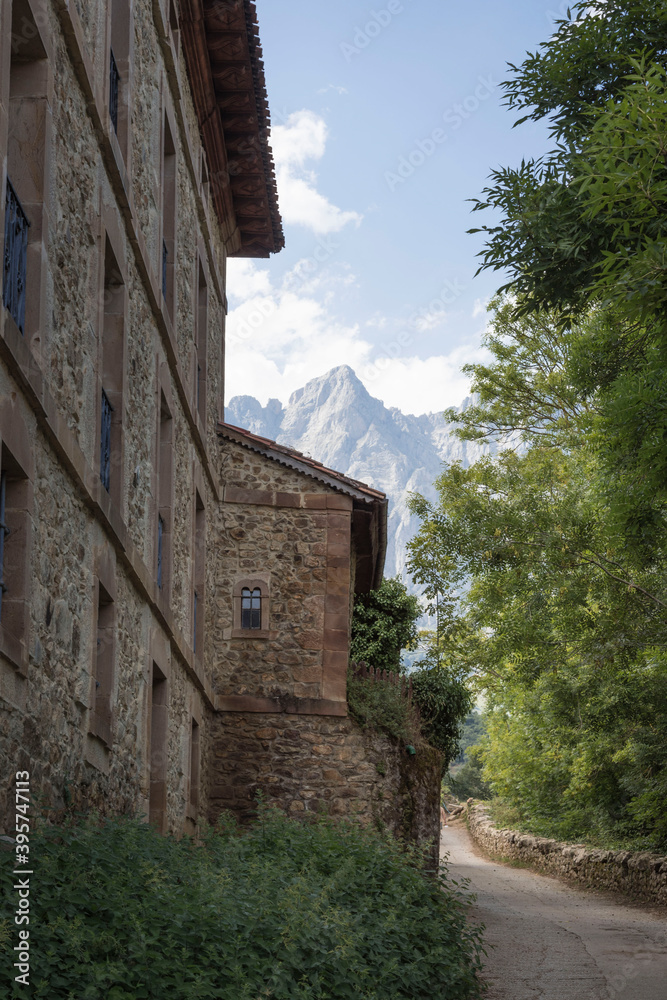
left=241, top=588, right=261, bottom=629
left=232, top=578, right=270, bottom=638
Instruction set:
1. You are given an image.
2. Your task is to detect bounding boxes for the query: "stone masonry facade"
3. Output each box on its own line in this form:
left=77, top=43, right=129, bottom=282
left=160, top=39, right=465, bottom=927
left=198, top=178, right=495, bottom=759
left=0, top=0, right=440, bottom=853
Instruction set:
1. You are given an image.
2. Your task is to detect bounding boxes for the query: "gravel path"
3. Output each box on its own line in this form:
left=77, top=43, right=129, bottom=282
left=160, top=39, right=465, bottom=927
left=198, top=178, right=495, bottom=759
left=441, top=820, right=667, bottom=1000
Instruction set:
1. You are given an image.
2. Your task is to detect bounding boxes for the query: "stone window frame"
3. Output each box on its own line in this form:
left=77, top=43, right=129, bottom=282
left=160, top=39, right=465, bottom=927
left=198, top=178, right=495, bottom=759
left=185, top=710, right=201, bottom=825
left=107, top=0, right=132, bottom=166
left=160, top=100, right=178, bottom=326
left=147, top=651, right=169, bottom=834
left=3, top=0, right=52, bottom=359
left=0, top=397, right=34, bottom=676
left=88, top=547, right=117, bottom=749
left=155, top=362, right=174, bottom=604
left=96, top=229, right=127, bottom=511
left=194, top=254, right=208, bottom=428
left=231, top=577, right=270, bottom=639
left=166, top=0, right=180, bottom=59
left=192, top=482, right=205, bottom=660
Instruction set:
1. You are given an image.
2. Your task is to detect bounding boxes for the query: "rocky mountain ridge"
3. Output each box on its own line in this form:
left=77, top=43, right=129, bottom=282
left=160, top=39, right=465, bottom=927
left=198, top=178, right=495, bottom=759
left=226, top=365, right=492, bottom=582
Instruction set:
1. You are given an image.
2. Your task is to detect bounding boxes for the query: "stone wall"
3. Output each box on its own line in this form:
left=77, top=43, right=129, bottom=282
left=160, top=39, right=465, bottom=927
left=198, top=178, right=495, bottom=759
left=467, top=805, right=667, bottom=906
left=0, top=0, right=224, bottom=836
left=211, top=436, right=357, bottom=710
left=207, top=710, right=442, bottom=862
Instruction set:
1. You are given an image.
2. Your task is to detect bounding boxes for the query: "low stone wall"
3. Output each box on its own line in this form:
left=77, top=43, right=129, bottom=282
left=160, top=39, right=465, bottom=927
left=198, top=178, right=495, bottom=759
left=467, top=805, right=667, bottom=906
left=207, top=711, right=442, bottom=864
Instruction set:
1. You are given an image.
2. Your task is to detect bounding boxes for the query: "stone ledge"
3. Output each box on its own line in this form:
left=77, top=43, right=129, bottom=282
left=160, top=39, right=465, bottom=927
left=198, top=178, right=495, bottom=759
left=467, top=804, right=667, bottom=906
left=215, top=694, right=347, bottom=716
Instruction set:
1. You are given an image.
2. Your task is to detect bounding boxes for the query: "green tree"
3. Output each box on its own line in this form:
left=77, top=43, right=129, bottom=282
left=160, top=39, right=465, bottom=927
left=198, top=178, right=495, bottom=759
left=470, top=2, right=667, bottom=551
left=350, top=576, right=421, bottom=672
left=471, top=2, right=667, bottom=319
left=407, top=298, right=667, bottom=849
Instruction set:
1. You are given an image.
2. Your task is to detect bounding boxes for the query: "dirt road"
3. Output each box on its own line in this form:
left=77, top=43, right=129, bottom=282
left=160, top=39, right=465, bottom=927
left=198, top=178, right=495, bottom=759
left=441, top=820, right=667, bottom=1000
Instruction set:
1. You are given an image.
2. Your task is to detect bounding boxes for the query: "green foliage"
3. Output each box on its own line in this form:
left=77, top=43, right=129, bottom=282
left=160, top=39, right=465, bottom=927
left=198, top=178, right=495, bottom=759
left=456, top=713, right=487, bottom=763
left=410, top=665, right=473, bottom=764
left=0, top=813, right=484, bottom=999
left=421, top=0, right=667, bottom=853
left=447, top=755, right=492, bottom=803
left=407, top=295, right=667, bottom=851
left=471, top=2, right=667, bottom=319
left=445, top=715, right=491, bottom=801
left=346, top=667, right=418, bottom=744
left=350, top=577, right=421, bottom=672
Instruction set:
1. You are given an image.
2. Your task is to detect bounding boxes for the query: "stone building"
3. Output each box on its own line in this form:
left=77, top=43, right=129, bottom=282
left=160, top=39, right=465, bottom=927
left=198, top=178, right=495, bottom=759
left=0, top=0, right=441, bottom=841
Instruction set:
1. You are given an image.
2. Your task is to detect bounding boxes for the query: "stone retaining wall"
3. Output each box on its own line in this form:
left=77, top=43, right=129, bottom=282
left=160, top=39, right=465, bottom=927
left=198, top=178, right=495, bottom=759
left=208, top=711, right=442, bottom=865
left=467, top=805, right=667, bottom=906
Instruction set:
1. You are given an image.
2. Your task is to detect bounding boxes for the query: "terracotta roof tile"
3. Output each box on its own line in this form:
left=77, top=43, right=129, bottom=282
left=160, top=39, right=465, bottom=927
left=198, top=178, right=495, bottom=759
left=218, top=422, right=386, bottom=502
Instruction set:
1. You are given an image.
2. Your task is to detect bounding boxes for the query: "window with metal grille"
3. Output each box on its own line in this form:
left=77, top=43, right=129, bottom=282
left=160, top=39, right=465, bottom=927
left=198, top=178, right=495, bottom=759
left=100, top=389, right=113, bottom=492
left=3, top=179, right=30, bottom=334
left=157, top=514, right=164, bottom=589
left=241, top=588, right=262, bottom=630
left=109, top=48, right=120, bottom=133
left=162, top=239, right=168, bottom=299
left=0, top=471, right=8, bottom=621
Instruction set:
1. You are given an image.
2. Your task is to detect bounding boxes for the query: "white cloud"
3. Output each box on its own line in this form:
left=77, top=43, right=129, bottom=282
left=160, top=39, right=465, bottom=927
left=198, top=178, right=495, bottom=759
left=270, top=110, right=362, bottom=234
left=225, top=259, right=372, bottom=405
left=412, top=308, right=448, bottom=333
left=316, top=84, right=349, bottom=95
left=225, top=260, right=488, bottom=417
left=359, top=343, right=490, bottom=416
left=472, top=297, right=490, bottom=319
left=226, top=258, right=272, bottom=302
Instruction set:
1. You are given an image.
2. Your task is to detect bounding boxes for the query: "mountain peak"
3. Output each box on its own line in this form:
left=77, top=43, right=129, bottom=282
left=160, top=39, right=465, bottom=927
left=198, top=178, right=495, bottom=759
left=288, top=364, right=368, bottom=408
left=225, top=367, right=492, bottom=583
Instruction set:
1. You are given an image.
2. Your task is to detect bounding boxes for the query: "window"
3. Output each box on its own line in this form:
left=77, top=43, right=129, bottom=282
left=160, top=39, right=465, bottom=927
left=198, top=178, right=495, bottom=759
left=0, top=471, right=7, bottom=615
left=109, top=0, right=131, bottom=159
left=162, top=239, right=168, bottom=300
left=109, top=47, right=120, bottom=133
left=156, top=387, right=173, bottom=598
left=157, top=514, right=164, bottom=588
left=148, top=661, right=168, bottom=833
left=99, top=389, right=112, bottom=491
left=90, top=581, right=115, bottom=747
left=0, top=410, right=33, bottom=674
left=5, top=0, right=48, bottom=347
left=98, top=237, right=125, bottom=507
left=161, top=115, right=177, bottom=321
left=3, top=178, right=29, bottom=333
left=193, top=491, right=205, bottom=657
left=189, top=718, right=200, bottom=816
left=232, top=578, right=270, bottom=638
left=195, top=262, right=208, bottom=423
left=241, top=588, right=261, bottom=630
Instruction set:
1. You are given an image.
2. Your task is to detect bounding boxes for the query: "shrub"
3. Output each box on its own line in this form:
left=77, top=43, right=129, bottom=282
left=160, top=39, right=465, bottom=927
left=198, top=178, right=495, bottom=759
left=411, top=667, right=473, bottom=764
left=0, top=811, right=484, bottom=999
left=346, top=667, right=419, bottom=744
left=350, top=577, right=421, bottom=672
left=447, top=755, right=492, bottom=801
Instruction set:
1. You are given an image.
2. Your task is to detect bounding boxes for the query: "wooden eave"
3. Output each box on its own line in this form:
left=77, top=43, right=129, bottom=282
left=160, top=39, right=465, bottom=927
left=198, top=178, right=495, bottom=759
left=180, top=0, right=284, bottom=257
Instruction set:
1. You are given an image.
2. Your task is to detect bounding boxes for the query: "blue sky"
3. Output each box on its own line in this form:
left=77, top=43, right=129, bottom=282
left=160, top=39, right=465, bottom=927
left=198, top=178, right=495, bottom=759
left=225, top=0, right=569, bottom=415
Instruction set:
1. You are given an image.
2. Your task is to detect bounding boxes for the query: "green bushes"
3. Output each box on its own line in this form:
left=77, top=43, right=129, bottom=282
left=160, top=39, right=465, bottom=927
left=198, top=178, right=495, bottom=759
left=346, top=667, right=419, bottom=744
left=0, top=811, right=484, bottom=999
